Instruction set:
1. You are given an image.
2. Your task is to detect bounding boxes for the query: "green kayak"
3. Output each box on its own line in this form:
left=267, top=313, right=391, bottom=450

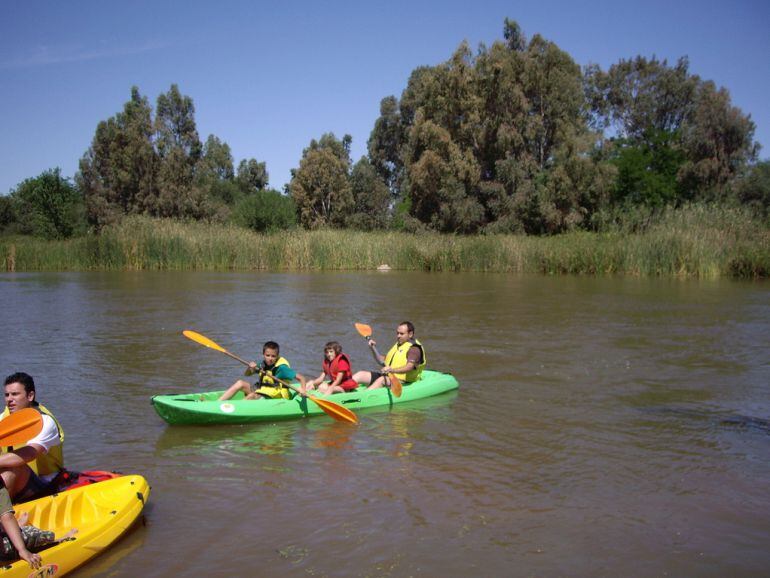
left=151, top=369, right=459, bottom=425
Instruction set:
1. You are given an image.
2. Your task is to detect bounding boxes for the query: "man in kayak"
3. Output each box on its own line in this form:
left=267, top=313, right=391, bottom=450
left=0, top=373, right=64, bottom=502
left=353, top=321, right=426, bottom=390
left=219, top=341, right=307, bottom=400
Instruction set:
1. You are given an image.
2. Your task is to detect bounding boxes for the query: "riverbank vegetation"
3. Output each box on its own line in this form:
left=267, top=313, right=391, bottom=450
left=1, top=19, right=768, bottom=277
left=2, top=205, right=767, bottom=277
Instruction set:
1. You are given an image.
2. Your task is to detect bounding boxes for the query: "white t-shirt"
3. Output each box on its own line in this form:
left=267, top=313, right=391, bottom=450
left=27, top=414, right=61, bottom=453
left=25, top=414, right=61, bottom=483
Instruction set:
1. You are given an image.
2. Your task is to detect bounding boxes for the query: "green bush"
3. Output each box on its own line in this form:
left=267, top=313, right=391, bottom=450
left=232, top=189, right=296, bottom=233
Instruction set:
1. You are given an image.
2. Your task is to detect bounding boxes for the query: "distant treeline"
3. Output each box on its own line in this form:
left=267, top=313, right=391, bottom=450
left=1, top=18, right=768, bottom=244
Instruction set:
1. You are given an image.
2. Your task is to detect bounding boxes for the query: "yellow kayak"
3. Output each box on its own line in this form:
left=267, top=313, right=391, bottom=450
left=1, top=475, right=150, bottom=578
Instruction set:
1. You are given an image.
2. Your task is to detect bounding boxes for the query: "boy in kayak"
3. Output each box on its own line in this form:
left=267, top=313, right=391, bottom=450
left=218, top=341, right=306, bottom=401
left=353, top=321, right=426, bottom=390
left=304, top=342, right=358, bottom=395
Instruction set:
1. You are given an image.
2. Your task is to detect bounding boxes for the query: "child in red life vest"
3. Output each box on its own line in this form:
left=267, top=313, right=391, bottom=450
left=305, top=342, right=358, bottom=395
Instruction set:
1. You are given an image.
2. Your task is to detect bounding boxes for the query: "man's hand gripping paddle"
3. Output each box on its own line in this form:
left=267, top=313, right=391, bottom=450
left=354, top=323, right=402, bottom=397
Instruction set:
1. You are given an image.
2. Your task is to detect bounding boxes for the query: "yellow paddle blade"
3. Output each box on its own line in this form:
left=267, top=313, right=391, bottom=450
left=183, top=330, right=227, bottom=353
left=0, top=408, right=43, bottom=446
left=354, top=323, right=372, bottom=338
left=308, top=395, right=359, bottom=425
left=388, top=373, right=403, bottom=397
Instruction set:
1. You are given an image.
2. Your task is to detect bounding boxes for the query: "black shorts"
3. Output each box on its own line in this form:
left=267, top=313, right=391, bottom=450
left=14, top=469, right=54, bottom=503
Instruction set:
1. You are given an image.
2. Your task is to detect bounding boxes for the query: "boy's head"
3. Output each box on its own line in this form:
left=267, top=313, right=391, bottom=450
left=324, top=341, right=342, bottom=360
left=262, top=341, right=280, bottom=365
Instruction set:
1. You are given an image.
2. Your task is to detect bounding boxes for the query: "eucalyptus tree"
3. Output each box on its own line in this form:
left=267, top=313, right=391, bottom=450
left=200, top=135, right=234, bottom=181
left=154, top=84, right=206, bottom=218
left=586, top=56, right=757, bottom=202
left=369, top=18, right=609, bottom=233
left=678, top=80, right=759, bottom=198
left=236, top=158, right=269, bottom=193
left=348, top=157, right=391, bottom=230
left=367, top=95, right=404, bottom=193
left=77, top=86, right=156, bottom=228
left=290, top=133, right=354, bottom=228
left=733, top=160, right=770, bottom=217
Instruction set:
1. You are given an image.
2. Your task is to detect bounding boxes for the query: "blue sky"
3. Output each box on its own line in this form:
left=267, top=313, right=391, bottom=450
left=1, top=0, right=768, bottom=195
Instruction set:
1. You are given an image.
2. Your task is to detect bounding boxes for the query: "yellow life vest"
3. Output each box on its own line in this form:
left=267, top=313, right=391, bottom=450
left=253, top=357, right=292, bottom=399
left=257, top=357, right=290, bottom=387
left=1, top=403, right=64, bottom=476
left=385, top=339, right=426, bottom=382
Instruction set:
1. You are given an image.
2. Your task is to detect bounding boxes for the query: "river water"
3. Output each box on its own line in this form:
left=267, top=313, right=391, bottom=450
left=0, top=271, right=768, bottom=577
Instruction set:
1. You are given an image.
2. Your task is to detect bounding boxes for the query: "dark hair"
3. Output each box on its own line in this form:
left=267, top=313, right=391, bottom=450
left=399, top=321, right=415, bottom=334
left=324, top=341, right=342, bottom=355
left=263, top=341, right=280, bottom=353
left=4, top=372, right=35, bottom=394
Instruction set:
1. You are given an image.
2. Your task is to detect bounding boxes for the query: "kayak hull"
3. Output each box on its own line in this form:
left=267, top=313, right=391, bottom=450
left=2, top=475, right=150, bottom=578
left=151, top=369, right=459, bottom=425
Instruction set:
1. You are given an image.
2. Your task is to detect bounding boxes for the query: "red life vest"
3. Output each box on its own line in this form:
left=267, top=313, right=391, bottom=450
left=322, top=352, right=357, bottom=391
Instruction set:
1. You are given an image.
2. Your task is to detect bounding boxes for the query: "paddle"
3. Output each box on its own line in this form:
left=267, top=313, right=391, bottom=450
left=354, top=323, right=402, bottom=397
left=183, top=330, right=358, bottom=425
left=0, top=408, right=43, bottom=446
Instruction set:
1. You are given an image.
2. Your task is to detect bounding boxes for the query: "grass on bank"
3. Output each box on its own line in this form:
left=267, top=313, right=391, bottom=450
left=1, top=205, right=768, bottom=278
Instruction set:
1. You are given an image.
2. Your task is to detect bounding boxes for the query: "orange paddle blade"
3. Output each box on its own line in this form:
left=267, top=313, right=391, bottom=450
left=388, top=374, right=403, bottom=397
left=308, top=395, right=359, bottom=425
left=183, top=330, right=227, bottom=353
left=354, top=323, right=372, bottom=339
left=0, top=408, right=43, bottom=446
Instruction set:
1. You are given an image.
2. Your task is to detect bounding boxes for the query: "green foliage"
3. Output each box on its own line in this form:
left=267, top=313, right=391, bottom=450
left=199, top=135, right=234, bottom=181
left=677, top=81, right=759, bottom=197
left=348, top=158, right=390, bottom=230
left=77, top=85, right=256, bottom=228
left=369, top=20, right=608, bottom=234
left=732, top=160, right=770, bottom=218
left=0, top=195, right=15, bottom=232
left=290, top=133, right=354, bottom=228
left=611, top=130, right=685, bottom=206
left=9, top=169, right=86, bottom=239
left=586, top=56, right=697, bottom=139
left=236, top=159, right=269, bottom=192
left=77, top=86, right=156, bottom=228
left=587, top=56, right=757, bottom=202
left=233, top=189, right=296, bottom=233
left=2, top=208, right=766, bottom=278
left=367, top=96, right=403, bottom=192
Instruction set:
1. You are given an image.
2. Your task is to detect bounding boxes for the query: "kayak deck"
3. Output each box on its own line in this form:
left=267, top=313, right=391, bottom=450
left=2, top=475, right=150, bottom=578
left=151, top=369, right=459, bottom=425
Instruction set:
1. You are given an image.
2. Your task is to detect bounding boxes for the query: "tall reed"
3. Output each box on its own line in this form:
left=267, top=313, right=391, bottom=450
left=1, top=206, right=768, bottom=277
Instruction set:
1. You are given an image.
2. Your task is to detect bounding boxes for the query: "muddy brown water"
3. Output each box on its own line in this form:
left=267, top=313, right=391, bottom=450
left=1, top=271, right=768, bottom=577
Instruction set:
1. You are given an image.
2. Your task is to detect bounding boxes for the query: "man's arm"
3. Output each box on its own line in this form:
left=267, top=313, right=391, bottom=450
left=0, top=444, right=43, bottom=468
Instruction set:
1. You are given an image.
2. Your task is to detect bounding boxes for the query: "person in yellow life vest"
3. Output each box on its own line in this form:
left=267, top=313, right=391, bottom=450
left=218, top=341, right=306, bottom=401
left=352, top=321, right=426, bottom=390
left=0, top=372, right=64, bottom=503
